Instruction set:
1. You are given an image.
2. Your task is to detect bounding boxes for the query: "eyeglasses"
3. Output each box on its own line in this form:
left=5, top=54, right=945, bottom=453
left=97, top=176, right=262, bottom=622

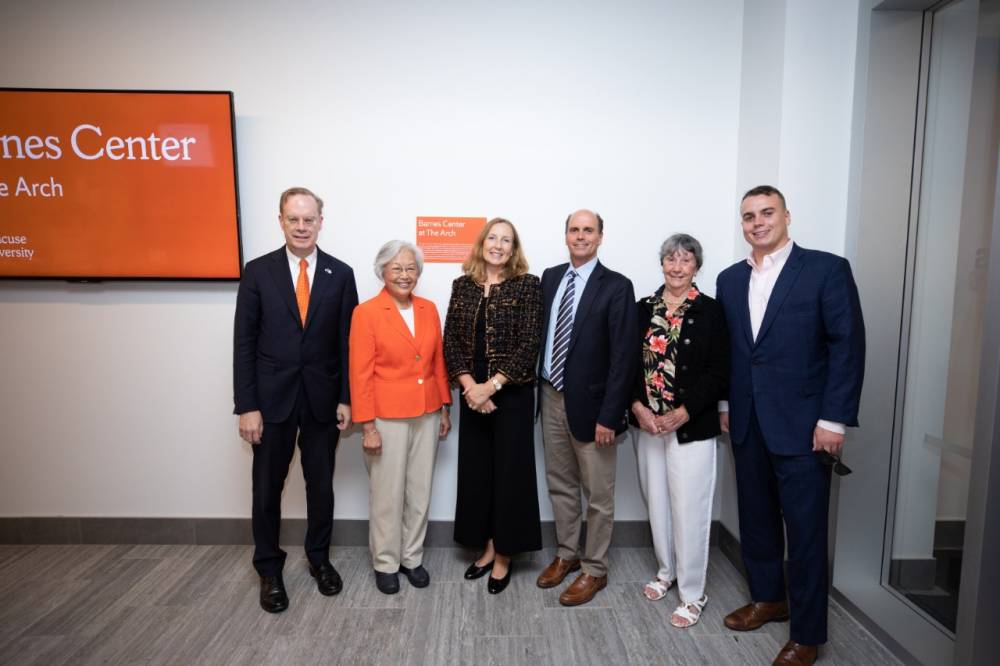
left=817, top=452, right=852, bottom=477
left=283, top=216, right=319, bottom=228
left=387, top=265, right=418, bottom=277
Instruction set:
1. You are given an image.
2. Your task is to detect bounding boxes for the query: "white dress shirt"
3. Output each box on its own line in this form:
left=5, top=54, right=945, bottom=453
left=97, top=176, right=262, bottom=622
left=286, top=247, right=318, bottom=292
left=720, top=239, right=844, bottom=435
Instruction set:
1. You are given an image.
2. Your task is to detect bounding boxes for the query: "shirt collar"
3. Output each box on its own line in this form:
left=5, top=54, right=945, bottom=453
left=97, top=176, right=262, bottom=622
left=286, top=246, right=318, bottom=268
left=566, top=256, right=598, bottom=280
left=746, top=238, right=793, bottom=270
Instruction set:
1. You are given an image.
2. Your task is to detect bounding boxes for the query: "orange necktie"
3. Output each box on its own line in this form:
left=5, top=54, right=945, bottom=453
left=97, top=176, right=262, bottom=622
left=296, top=258, right=309, bottom=325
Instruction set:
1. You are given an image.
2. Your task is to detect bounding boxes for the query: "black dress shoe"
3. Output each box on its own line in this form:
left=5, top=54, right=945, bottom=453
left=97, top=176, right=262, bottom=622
left=309, top=561, right=343, bottom=596
left=487, top=567, right=511, bottom=595
left=375, top=570, right=400, bottom=594
left=398, top=564, right=430, bottom=588
left=259, top=575, right=289, bottom=613
left=464, top=560, right=494, bottom=580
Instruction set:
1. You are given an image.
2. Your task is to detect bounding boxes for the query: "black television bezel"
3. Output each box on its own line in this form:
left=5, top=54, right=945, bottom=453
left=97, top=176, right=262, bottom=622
left=0, top=87, right=243, bottom=283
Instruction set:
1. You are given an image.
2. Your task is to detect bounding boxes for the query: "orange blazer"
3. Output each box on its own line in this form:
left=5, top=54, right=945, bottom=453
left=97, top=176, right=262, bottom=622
left=349, top=288, right=451, bottom=423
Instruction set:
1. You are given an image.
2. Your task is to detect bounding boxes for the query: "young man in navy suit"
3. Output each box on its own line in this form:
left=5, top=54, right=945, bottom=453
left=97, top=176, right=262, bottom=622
left=535, top=209, right=637, bottom=606
left=716, top=186, right=865, bottom=665
left=234, top=187, right=359, bottom=613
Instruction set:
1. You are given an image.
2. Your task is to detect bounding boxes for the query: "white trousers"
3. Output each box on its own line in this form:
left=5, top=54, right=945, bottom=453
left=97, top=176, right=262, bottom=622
left=364, top=412, right=440, bottom=573
left=632, top=427, right=716, bottom=603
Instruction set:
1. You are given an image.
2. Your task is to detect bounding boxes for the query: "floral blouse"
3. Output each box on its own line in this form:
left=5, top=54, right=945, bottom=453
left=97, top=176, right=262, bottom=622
left=641, top=284, right=701, bottom=415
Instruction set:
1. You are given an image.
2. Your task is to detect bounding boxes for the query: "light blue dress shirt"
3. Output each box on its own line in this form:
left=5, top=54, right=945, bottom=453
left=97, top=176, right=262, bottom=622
left=542, top=256, right=599, bottom=380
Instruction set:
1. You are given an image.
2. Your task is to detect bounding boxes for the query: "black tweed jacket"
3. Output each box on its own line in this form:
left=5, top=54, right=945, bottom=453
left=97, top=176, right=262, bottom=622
left=443, top=273, right=543, bottom=385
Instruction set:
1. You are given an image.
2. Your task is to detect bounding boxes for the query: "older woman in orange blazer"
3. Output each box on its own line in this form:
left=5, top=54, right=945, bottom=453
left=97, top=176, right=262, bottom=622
left=350, top=240, right=451, bottom=595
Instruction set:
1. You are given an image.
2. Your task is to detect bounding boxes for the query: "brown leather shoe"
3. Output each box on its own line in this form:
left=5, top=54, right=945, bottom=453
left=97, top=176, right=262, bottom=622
left=558, top=573, right=607, bottom=606
left=723, top=601, right=790, bottom=631
left=773, top=641, right=817, bottom=666
left=536, top=557, right=581, bottom=589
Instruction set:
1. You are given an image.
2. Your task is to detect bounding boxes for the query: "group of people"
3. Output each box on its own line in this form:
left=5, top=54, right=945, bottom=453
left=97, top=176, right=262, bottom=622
left=233, top=184, right=865, bottom=666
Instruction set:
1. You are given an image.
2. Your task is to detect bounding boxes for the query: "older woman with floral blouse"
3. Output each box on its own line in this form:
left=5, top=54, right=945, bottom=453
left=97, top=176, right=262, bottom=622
left=629, top=233, right=729, bottom=628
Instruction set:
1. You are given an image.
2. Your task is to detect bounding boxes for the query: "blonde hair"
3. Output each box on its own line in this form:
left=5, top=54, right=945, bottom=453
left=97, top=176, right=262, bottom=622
left=462, top=217, right=529, bottom=283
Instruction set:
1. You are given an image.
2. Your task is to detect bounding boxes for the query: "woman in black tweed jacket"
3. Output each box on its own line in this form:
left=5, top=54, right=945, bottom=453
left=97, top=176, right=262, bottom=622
left=443, top=217, right=543, bottom=594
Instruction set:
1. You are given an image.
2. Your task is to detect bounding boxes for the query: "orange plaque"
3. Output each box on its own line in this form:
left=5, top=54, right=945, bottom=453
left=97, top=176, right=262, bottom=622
left=415, top=216, right=486, bottom=263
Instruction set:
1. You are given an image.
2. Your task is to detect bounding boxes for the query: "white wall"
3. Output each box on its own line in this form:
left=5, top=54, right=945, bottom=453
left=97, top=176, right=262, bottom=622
left=0, top=0, right=861, bottom=526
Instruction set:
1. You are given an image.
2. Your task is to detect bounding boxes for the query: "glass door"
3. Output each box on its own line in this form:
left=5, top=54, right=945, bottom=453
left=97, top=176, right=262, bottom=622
left=833, top=0, right=1000, bottom=663
left=886, top=0, right=998, bottom=635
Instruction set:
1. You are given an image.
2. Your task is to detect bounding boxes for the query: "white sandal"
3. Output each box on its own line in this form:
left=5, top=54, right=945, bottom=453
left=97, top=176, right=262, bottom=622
left=642, top=577, right=674, bottom=601
left=670, top=595, right=707, bottom=628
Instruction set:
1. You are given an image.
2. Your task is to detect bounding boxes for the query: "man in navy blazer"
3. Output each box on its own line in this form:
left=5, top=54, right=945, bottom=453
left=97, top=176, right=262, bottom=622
left=535, top=209, right=637, bottom=606
left=716, top=186, right=865, bottom=665
left=233, top=187, right=359, bottom=613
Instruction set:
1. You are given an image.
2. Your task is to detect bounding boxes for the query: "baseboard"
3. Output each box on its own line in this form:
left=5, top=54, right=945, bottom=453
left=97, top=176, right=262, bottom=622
left=715, top=521, right=745, bottom=575
left=0, top=516, right=722, bottom=548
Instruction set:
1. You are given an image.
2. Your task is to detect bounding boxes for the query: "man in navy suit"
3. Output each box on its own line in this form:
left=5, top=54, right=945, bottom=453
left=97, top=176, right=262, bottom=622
left=716, top=186, right=865, bottom=665
left=535, top=209, right=637, bottom=606
left=233, top=186, right=359, bottom=613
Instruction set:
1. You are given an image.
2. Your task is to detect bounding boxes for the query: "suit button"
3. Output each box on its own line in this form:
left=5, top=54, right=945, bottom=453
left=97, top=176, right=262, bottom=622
left=415, top=354, right=421, bottom=360
left=417, top=378, right=424, bottom=385
left=679, top=387, right=686, bottom=394
left=681, top=365, right=688, bottom=371
left=687, top=318, right=694, bottom=324
left=683, top=338, right=690, bottom=345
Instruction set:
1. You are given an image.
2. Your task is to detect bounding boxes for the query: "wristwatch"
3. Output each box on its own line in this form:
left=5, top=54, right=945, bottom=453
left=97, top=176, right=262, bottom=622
left=490, top=377, right=503, bottom=392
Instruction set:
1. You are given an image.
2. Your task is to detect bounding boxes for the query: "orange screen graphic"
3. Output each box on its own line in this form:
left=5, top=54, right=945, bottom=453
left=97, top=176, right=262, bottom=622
left=0, top=90, right=240, bottom=279
left=415, top=216, right=486, bottom=263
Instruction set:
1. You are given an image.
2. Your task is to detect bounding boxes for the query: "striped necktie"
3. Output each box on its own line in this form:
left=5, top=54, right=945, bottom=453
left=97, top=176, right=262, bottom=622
left=549, top=270, right=577, bottom=391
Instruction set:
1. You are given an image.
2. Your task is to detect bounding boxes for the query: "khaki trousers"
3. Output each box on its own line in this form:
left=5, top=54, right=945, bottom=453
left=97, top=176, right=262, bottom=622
left=364, top=411, right=440, bottom=573
left=541, top=382, right=619, bottom=577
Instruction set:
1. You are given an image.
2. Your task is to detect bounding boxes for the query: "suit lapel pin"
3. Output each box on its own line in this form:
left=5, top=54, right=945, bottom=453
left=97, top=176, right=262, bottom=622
left=324, top=267, right=332, bottom=274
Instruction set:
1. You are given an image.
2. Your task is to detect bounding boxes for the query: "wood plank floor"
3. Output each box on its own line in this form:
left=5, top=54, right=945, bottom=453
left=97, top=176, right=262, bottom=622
left=0, top=544, right=900, bottom=665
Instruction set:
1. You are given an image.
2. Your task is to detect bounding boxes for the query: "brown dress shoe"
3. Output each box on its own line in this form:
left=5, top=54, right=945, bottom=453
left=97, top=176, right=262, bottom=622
left=558, top=573, right=607, bottom=606
left=723, top=601, right=790, bottom=631
left=536, top=557, right=581, bottom=589
left=773, top=641, right=817, bottom=666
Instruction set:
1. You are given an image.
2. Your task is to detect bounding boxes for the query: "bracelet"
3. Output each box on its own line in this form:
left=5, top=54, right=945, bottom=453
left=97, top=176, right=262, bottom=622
left=490, top=377, right=503, bottom=392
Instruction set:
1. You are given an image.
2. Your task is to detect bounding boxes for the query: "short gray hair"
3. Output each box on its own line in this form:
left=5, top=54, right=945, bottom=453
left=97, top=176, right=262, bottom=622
left=659, top=233, right=703, bottom=269
left=373, top=240, right=424, bottom=281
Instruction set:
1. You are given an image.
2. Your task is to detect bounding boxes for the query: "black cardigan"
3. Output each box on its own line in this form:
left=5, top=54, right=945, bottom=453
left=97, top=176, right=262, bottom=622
left=629, top=287, right=730, bottom=443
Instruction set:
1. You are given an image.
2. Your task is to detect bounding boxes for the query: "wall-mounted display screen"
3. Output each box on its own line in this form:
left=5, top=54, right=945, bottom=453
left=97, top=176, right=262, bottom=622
left=0, top=88, right=241, bottom=280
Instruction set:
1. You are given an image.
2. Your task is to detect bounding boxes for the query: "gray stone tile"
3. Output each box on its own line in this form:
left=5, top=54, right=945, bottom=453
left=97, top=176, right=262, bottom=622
left=469, top=636, right=551, bottom=665
left=540, top=607, right=630, bottom=666
left=0, top=634, right=89, bottom=666
left=0, top=576, right=91, bottom=645
left=0, top=544, right=118, bottom=585
left=398, top=580, right=469, bottom=665
left=0, top=544, right=904, bottom=666
left=461, top=571, right=546, bottom=637
left=607, top=546, right=661, bottom=583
